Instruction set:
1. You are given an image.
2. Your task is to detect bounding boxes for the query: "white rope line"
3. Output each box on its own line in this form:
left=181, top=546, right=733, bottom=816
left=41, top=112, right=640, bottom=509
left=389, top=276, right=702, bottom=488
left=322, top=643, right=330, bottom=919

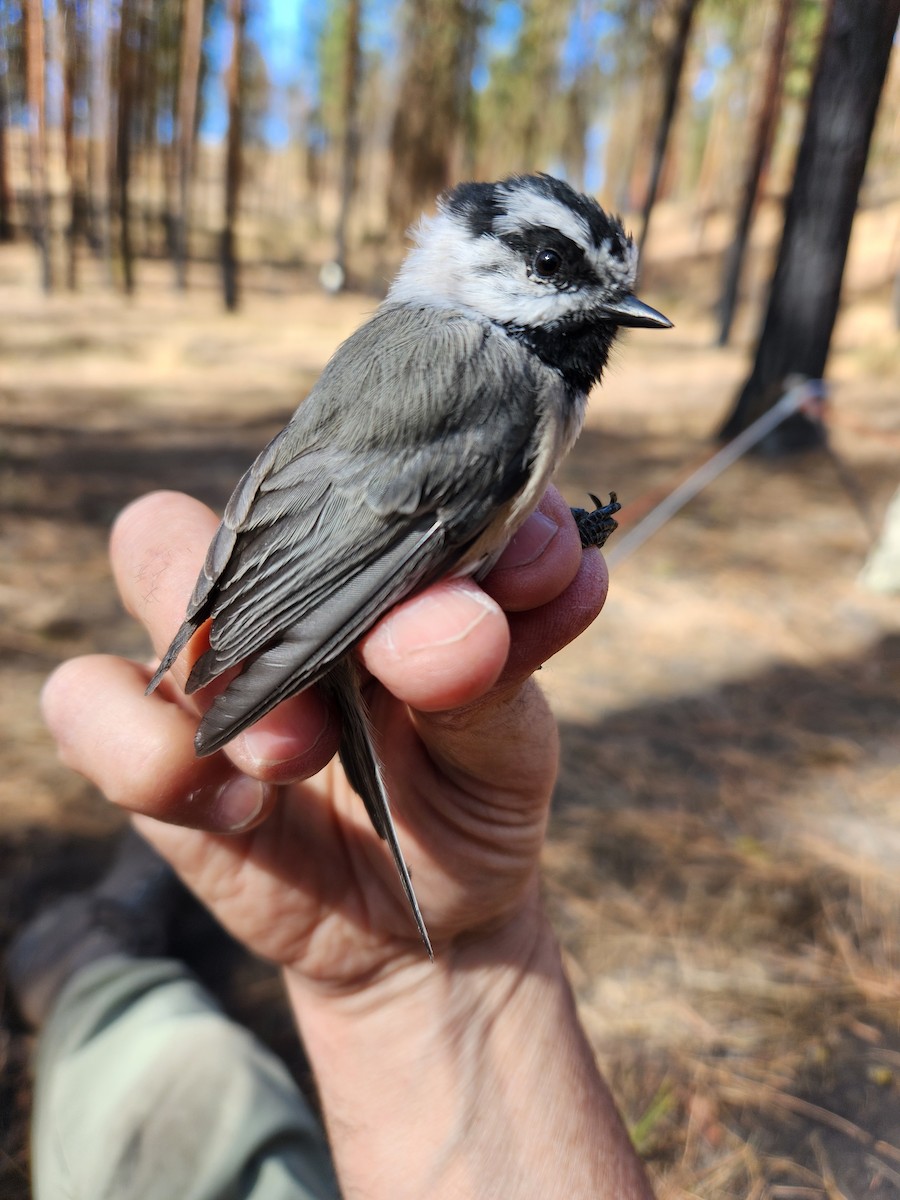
left=605, top=377, right=826, bottom=568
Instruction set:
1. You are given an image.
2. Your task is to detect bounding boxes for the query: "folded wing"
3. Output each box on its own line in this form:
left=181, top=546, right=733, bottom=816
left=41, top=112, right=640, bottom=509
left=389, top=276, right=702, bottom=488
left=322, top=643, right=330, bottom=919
left=148, top=304, right=547, bottom=756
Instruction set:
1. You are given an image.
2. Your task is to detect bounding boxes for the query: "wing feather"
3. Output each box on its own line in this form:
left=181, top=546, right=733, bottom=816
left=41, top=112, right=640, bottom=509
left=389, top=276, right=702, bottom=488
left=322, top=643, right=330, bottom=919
left=151, top=303, right=556, bottom=749
left=194, top=515, right=445, bottom=753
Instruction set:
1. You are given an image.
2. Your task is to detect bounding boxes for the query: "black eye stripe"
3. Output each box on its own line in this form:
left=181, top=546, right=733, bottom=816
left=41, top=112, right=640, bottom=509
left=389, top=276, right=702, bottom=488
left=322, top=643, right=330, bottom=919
left=498, top=226, right=599, bottom=286
left=499, top=226, right=583, bottom=262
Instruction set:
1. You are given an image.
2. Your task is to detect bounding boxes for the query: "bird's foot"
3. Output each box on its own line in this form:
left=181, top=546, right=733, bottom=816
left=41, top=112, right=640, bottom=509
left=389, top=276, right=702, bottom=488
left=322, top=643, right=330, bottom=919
left=570, top=492, right=621, bottom=550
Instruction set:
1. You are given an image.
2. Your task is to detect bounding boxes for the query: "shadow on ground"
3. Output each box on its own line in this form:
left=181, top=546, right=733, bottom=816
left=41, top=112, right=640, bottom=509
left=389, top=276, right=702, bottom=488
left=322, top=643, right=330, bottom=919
left=2, top=630, right=898, bottom=1197
left=548, top=636, right=900, bottom=1195
left=2, top=257, right=898, bottom=1196
left=2, top=408, right=288, bottom=527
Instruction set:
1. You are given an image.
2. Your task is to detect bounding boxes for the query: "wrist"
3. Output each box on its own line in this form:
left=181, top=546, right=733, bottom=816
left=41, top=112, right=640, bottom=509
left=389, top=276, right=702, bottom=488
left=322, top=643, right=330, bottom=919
left=285, top=893, right=653, bottom=1200
left=285, top=893, right=549, bottom=1185
left=285, top=883, right=550, bottom=1047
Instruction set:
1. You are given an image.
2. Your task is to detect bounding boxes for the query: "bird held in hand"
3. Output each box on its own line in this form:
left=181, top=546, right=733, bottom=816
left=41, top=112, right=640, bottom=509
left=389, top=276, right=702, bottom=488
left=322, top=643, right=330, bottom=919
left=147, top=173, right=672, bottom=957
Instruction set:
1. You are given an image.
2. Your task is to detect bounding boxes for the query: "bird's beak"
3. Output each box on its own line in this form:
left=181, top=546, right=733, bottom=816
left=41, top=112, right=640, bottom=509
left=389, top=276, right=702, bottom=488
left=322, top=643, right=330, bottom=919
left=599, top=294, right=673, bottom=329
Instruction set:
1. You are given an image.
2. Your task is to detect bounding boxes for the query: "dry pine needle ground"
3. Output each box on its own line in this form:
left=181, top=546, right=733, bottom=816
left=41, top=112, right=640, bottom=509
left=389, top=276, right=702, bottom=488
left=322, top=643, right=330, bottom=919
left=1, top=197, right=899, bottom=1198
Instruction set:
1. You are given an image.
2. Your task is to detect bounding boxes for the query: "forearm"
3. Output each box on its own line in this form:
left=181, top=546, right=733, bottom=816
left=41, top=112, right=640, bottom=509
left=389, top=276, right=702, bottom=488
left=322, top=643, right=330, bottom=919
left=285, top=898, right=655, bottom=1200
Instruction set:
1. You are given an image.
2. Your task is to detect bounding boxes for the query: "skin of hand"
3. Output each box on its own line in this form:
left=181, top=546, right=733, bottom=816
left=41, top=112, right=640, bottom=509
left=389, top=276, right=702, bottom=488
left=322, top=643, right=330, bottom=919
left=41, top=484, right=657, bottom=1200
left=41, top=483, right=607, bottom=983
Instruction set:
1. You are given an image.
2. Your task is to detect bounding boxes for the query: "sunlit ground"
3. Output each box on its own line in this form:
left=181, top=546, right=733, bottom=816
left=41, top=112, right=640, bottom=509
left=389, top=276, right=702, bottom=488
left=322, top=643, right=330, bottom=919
left=2, top=193, right=899, bottom=1197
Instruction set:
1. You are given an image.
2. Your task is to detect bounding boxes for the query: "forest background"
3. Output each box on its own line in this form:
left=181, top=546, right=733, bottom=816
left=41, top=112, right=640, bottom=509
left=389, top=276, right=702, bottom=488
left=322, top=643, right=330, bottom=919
left=1, top=1, right=900, bottom=1197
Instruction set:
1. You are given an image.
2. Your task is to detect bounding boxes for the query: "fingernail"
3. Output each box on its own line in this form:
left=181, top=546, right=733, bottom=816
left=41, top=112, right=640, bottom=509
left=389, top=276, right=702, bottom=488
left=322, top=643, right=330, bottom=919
left=237, top=700, right=331, bottom=770
left=493, top=511, right=559, bottom=570
left=375, top=583, right=496, bottom=655
left=208, top=776, right=268, bottom=832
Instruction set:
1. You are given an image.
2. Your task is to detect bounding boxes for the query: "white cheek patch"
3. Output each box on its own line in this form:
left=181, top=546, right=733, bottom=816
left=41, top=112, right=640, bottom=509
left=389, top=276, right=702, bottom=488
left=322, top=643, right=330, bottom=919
left=387, top=210, right=478, bottom=307
left=388, top=211, right=605, bottom=327
left=388, top=210, right=535, bottom=317
left=450, top=247, right=598, bottom=325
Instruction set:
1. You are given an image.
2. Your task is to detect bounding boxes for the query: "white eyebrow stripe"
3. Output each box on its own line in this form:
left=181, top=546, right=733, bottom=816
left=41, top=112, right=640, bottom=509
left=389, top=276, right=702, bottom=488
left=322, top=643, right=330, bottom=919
left=493, top=189, right=592, bottom=251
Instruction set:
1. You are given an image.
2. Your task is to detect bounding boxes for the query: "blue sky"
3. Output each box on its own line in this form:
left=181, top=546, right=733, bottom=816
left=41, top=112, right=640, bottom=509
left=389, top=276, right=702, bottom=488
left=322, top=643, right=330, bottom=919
left=2, top=0, right=732, bottom=193
left=202, top=0, right=531, bottom=143
left=204, top=0, right=387, bottom=142
left=258, top=0, right=308, bottom=87
left=198, top=0, right=632, bottom=190
left=203, top=0, right=623, bottom=138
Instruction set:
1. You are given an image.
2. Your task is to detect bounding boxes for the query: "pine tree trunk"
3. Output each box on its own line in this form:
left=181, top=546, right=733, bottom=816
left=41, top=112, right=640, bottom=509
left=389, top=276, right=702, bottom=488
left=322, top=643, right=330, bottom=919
left=693, top=63, right=736, bottom=242
left=637, top=0, right=700, bottom=257
left=159, top=5, right=180, bottom=261
left=87, top=0, right=112, bottom=275
left=386, top=0, right=481, bottom=237
left=721, top=0, right=900, bottom=449
left=175, top=0, right=204, bottom=289
left=221, top=0, right=244, bottom=311
left=604, top=75, right=642, bottom=214
left=162, top=135, right=179, bottom=260
left=561, top=82, right=588, bottom=194
left=458, top=6, right=480, bottom=178
left=133, top=1, right=157, bottom=258
left=60, top=0, right=86, bottom=287
left=716, top=0, right=794, bottom=346
left=25, top=0, right=52, bottom=290
left=61, top=0, right=76, bottom=285
left=115, top=0, right=136, bottom=292
left=334, top=0, right=361, bottom=284
left=517, top=0, right=571, bottom=171
left=0, top=32, right=14, bottom=242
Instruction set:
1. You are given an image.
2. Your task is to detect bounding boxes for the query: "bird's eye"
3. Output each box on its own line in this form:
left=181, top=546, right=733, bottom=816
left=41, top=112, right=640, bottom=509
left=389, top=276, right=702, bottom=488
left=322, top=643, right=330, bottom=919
left=533, top=249, right=562, bottom=278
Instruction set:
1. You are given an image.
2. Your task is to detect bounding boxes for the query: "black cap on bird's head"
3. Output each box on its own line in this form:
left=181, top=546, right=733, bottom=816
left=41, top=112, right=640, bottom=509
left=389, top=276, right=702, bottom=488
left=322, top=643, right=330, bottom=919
left=388, top=173, right=671, bottom=392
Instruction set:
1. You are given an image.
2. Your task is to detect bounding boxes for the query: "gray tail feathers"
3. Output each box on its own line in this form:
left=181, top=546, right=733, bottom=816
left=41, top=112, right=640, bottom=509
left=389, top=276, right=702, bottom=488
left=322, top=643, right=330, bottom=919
left=320, top=660, right=434, bottom=960
left=145, top=616, right=202, bottom=696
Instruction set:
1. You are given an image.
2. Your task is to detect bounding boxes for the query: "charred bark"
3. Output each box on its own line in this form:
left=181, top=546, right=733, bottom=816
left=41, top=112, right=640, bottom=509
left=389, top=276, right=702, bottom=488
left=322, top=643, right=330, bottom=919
left=334, top=0, right=361, bottom=285
left=221, top=0, right=245, bottom=311
left=721, top=0, right=900, bottom=450
left=716, top=0, right=794, bottom=346
left=25, top=0, right=51, bottom=289
left=0, top=43, right=14, bottom=241
left=175, top=0, right=204, bottom=289
left=637, top=0, right=700, bottom=257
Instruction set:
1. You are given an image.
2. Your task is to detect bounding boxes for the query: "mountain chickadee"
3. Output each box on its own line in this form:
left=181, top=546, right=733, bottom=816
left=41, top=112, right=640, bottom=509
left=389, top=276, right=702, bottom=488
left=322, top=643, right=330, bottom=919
left=147, top=173, right=671, bottom=957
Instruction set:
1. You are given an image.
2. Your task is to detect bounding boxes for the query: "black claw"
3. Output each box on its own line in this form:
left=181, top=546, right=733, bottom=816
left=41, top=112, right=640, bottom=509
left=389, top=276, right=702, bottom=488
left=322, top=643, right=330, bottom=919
left=570, top=491, right=621, bottom=550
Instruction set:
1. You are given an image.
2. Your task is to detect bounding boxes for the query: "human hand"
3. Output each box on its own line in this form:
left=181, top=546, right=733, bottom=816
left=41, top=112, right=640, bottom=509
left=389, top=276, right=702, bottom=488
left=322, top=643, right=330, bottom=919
left=41, top=485, right=608, bottom=989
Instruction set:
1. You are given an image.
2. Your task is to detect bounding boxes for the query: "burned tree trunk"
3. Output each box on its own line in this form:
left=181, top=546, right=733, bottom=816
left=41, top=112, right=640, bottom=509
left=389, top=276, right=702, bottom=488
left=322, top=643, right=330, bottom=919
left=49, top=0, right=90, bottom=287
left=334, top=0, right=361, bottom=285
left=721, top=0, right=900, bottom=450
left=25, top=0, right=52, bottom=289
left=637, top=0, right=700, bottom=257
left=0, top=38, right=14, bottom=242
left=86, top=0, right=112, bottom=275
left=386, top=0, right=481, bottom=236
left=221, top=0, right=245, bottom=311
left=716, top=0, right=794, bottom=346
left=175, top=0, right=204, bottom=289
left=115, top=0, right=136, bottom=292
left=61, top=0, right=83, bottom=286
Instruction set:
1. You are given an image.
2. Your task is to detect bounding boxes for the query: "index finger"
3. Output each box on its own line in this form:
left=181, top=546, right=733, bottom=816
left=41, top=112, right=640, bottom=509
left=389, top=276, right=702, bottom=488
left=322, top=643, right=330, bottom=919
left=109, top=490, right=339, bottom=781
left=111, top=490, right=219, bottom=681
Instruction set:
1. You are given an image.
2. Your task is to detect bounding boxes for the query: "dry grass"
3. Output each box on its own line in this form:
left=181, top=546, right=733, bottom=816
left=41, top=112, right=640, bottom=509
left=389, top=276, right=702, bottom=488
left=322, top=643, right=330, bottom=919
left=1, top=193, right=899, bottom=1197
